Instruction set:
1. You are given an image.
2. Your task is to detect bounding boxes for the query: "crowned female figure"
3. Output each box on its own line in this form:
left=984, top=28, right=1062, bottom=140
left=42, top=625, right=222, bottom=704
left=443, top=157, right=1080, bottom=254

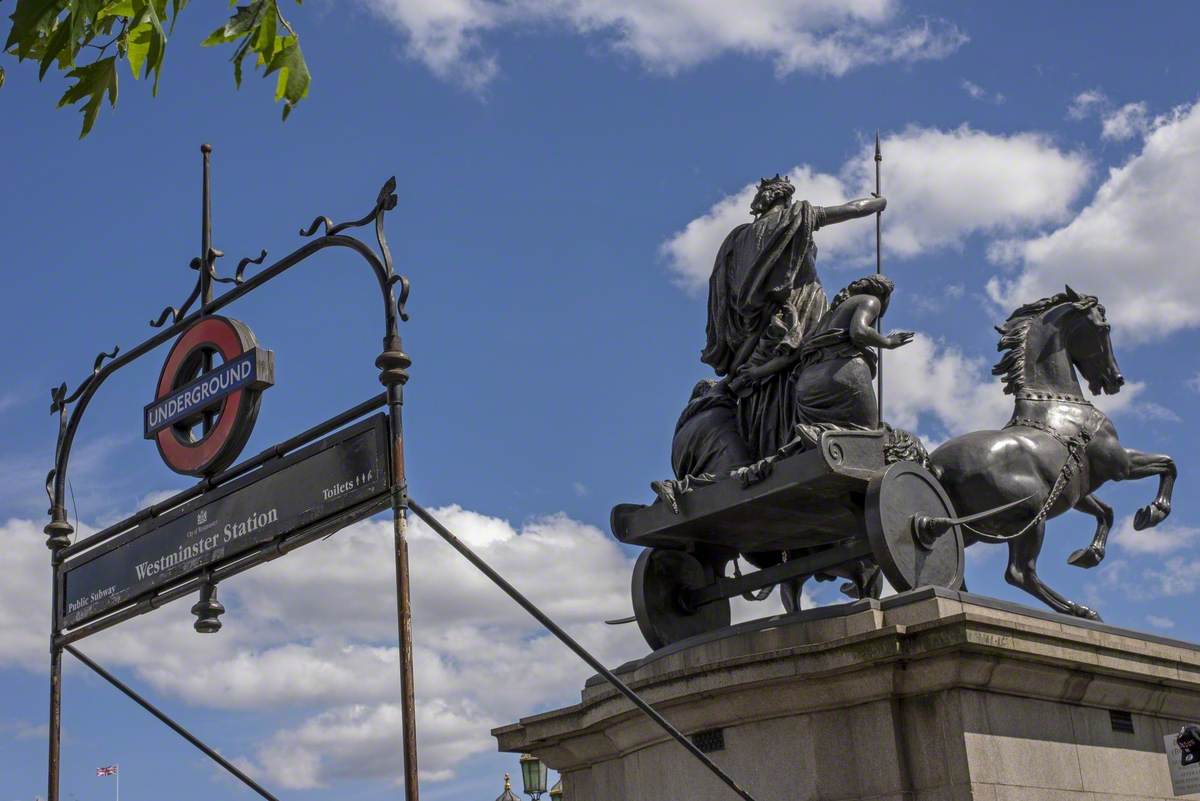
left=701, top=175, right=885, bottom=459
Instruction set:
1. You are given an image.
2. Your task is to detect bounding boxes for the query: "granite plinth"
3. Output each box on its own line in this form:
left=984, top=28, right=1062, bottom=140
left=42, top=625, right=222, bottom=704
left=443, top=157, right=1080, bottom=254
left=494, top=587, right=1200, bottom=801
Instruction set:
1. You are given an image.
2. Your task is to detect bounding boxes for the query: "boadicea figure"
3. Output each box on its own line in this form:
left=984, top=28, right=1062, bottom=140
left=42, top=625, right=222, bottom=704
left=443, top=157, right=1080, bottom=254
left=931, top=286, right=1177, bottom=619
left=702, top=174, right=888, bottom=459
left=655, top=176, right=923, bottom=517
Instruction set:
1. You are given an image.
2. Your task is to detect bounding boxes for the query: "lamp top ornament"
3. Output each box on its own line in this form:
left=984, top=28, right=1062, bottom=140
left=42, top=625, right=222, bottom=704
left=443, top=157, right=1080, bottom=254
left=494, top=772, right=522, bottom=801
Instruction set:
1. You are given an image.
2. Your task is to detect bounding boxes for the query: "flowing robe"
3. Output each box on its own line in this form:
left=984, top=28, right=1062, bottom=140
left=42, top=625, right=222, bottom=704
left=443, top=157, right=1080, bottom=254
left=702, top=200, right=828, bottom=459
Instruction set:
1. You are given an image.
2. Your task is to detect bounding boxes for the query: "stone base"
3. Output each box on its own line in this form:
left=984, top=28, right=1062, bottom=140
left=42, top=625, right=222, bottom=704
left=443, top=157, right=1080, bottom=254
left=494, top=588, right=1200, bottom=800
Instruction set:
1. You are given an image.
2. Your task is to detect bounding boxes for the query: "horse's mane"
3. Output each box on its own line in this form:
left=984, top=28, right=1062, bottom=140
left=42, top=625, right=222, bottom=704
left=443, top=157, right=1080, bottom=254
left=992, top=292, right=1085, bottom=394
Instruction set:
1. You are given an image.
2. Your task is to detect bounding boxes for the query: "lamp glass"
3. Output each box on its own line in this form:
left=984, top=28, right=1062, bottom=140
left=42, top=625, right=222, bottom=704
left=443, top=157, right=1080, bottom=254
left=519, top=754, right=548, bottom=795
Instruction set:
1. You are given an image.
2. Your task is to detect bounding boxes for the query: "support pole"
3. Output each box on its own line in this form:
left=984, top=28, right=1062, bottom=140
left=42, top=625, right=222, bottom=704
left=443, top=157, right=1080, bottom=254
left=378, top=334, right=419, bottom=799
left=47, top=644, right=62, bottom=801
left=47, top=520, right=70, bottom=801
left=874, top=131, right=884, bottom=429
left=64, top=646, right=281, bottom=801
left=408, top=501, right=760, bottom=801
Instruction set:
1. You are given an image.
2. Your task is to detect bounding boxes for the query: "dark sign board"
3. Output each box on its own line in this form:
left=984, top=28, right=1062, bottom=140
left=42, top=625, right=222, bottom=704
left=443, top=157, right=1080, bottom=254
left=60, top=414, right=391, bottom=629
left=144, top=347, right=273, bottom=438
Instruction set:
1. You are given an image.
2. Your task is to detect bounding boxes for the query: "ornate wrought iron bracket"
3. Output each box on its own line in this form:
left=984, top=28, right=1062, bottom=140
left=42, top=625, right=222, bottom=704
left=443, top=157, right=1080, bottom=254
left=43, top=147, right=410, bottom=555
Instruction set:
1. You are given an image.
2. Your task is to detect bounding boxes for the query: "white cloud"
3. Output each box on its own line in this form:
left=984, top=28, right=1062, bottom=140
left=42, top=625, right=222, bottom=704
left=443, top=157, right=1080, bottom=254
left=358, top=0, right=966, bottom=88
left=881, top=337, right=1156, bottom=443
left=1112, top=515, right=1198, bottom=556
left=5, top=500, right=822, bottom=789
left=1143, top=557, right=1200, bottom=598
left=1067, top=88, right=1107, bottom=120
left=1101, top=101, right=1152, bottom=142
left=661, top=165, right=852, bottom=291
left=884, top=334, right=1010, bottom=439
left=661, top=125, right=1090, bottom=291
left=1146, top=614, right=1175, bottom=630
left=961, top=79, right=1004, bottom=104
left=1133, top=401, right=1180, bottom=423
left=0, top=519, right=62, bottom=672
left=988, top=101, right=1200, bottom=345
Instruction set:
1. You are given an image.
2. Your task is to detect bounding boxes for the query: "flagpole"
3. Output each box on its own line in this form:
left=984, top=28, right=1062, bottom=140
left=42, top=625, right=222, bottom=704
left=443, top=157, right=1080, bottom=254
left=874, top=130, right=884, bottom=429
left=115, top=764, right=119, bottom=801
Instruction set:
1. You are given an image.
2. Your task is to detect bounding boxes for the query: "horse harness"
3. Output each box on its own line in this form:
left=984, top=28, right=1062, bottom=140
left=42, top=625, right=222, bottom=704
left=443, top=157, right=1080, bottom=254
left=964, top=391, right=1103, bottom=543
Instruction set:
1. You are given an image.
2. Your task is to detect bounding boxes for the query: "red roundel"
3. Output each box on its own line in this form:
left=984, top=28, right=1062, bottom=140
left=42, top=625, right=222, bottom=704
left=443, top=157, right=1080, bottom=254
left=150, top=316, right=273, bottom=476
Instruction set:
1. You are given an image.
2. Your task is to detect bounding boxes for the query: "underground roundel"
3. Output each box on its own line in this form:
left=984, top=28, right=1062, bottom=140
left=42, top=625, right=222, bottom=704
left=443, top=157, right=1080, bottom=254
left=144, top=316, right=274, bottom=476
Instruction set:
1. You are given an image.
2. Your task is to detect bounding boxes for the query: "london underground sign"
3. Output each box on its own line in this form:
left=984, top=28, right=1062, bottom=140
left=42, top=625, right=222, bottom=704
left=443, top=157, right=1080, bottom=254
left=41, top=149, right=432, bottom=801
left=147, top=315, right=273, bottom=476
left=60, top=414, right=390, bottom=628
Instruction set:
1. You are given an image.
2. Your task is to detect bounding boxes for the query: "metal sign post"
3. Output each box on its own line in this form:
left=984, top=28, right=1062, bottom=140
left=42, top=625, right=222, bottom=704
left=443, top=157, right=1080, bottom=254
left=42, top=146, right=417, bottom=801
left=43, top=146, right=759, bottom=801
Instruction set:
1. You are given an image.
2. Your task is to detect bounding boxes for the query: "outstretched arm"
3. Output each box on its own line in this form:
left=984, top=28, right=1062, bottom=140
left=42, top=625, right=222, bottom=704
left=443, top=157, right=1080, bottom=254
left=847, top=296, right=913, bottom=350
left=816, top=196, right=886, bottom=228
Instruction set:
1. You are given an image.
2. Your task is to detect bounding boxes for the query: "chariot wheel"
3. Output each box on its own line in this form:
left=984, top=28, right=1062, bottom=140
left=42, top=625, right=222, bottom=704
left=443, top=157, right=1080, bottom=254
left=631, top=548, right=730, bottom=650
left=865, top=462, right=965, bottom=592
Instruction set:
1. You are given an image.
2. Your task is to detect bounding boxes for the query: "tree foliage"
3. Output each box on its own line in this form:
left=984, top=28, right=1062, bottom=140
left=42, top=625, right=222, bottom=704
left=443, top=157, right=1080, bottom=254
left=3, top=0, right=311, bottom=137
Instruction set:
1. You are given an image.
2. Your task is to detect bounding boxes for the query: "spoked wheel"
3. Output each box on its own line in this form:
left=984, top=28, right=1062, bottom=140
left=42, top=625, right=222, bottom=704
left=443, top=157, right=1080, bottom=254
left=631, top=548, right=731, bottom=650
left=865, top=462, right=965, bottom=592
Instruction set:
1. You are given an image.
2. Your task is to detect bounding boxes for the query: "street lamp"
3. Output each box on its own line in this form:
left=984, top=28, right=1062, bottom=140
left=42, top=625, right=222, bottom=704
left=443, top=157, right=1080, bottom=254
left=519, top=753, right=549, bottom=800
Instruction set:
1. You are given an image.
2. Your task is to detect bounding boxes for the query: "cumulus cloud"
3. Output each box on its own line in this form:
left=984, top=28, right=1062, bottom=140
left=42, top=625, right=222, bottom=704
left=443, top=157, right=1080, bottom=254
left=1067, top=88, right=1107, bottom=120
left=988, top=101, right=1200, bottom=344
left=358, top=0, right=966, bottom=89
left=883, top=334, right=1010, bottom=439
left=1101, top=101, right=1152, bottom=142
left=0, top=519, right=62, bottom=672
left=877, top=338, right=1156, bottom=444
left=0, top=501, right=799, bottom=789
left=661, top=125, right=1090, bottom=291
left=1112, top=516, right=1198, bottom=556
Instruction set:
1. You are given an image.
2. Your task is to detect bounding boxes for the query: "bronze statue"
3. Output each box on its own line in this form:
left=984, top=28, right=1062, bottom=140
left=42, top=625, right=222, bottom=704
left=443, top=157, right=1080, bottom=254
left=608, top=172, right=1179, bottom=653
left=702, top=175, right=886, bottom=459
left=931, top=286, right=1177, bottom=620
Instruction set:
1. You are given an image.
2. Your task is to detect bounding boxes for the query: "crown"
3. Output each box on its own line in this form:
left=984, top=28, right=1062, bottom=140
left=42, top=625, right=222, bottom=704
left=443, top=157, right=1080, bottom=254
left=757, top=174, right=793, bottom=190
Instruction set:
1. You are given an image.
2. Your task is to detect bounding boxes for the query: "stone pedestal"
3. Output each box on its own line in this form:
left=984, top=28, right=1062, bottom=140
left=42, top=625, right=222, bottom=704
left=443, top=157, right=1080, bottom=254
left=494, top=588, right=1200, bottom=800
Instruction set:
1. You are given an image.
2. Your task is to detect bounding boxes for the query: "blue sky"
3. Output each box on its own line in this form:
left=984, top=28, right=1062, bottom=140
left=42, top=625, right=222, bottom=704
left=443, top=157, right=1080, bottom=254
left=2, top=1, right=1200, bottom=799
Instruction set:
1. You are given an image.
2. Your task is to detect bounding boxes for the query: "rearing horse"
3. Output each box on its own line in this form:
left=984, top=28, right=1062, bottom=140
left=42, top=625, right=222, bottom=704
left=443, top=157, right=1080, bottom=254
left=930, top=286, right=1176, bottom=620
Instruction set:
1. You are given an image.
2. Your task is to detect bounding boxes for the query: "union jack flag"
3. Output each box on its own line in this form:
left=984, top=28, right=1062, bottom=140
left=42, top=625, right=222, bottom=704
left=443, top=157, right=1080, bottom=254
left=96, top=765, right=118, bottom=777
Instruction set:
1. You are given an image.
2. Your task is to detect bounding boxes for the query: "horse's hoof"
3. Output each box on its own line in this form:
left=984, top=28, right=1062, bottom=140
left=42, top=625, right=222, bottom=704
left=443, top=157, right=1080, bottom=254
left=1067, top=546, right=1103, bottom=569
left=1074, top=605, right=1103, bottom=622
left=1133, top=502, right=1168, bottom=530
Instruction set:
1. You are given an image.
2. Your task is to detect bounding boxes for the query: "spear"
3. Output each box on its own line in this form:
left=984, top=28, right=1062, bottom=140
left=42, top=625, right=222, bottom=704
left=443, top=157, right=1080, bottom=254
left=874, top=131, right=884, bottom=429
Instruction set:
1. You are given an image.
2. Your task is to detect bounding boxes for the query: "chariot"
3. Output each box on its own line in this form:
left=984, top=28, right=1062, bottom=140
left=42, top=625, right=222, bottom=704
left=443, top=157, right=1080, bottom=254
left=610, top=429, right=966, bottom=650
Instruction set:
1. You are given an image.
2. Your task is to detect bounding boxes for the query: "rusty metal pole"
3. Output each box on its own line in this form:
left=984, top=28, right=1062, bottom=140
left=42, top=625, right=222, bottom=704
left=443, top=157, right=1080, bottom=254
left=46, top=404, right=74, bottom=801
left=377, top=333, right=419, bottom=799
left=47, top=642, right=62, bottom=801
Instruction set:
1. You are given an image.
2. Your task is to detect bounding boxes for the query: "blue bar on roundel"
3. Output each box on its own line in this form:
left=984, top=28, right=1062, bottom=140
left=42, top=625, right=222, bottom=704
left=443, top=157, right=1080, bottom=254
left=143, top=348, right=273, bottom=439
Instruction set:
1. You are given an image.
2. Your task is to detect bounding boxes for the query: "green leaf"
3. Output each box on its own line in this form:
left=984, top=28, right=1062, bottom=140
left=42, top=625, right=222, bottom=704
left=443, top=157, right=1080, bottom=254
left=97, top=0, right=135, bottom=19
left=127, top=0, right=166, bottom=91
left=6, top=0, right=65, bottom=57
left=37, top=18, right=72, bottom=78
left=168, top=0, right=189, bottom=32
left=68, top=0, right=105, bottom=53
left=264, top=34, right=307, bottom=116
left=201, top=3, right=263, bottom=46
left=0, top=66, right=6, bottom=89
left=57, top=55, right=118, bottom=137
left=252, top=5, right=275, bottom=60
left=126, top=24, right=150, bottom=78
